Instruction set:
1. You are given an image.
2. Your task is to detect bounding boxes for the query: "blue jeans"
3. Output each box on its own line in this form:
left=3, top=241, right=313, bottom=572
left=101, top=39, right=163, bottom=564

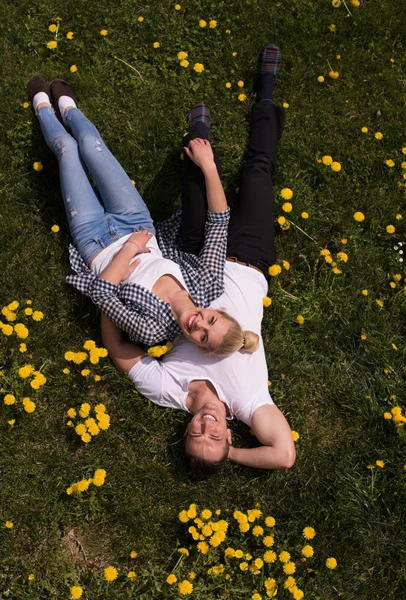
left=36, top=106, right=155, bottom=264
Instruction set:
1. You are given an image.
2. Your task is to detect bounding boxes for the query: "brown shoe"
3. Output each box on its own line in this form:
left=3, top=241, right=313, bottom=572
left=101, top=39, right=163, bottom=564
left=27, top=74, right=51, bottom=104
left=50, top=79, right=78, bottom=123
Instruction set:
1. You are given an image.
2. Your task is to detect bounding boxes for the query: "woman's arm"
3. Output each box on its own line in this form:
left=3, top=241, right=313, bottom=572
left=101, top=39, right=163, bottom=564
left=183, top=139, right=228, bottom=213
left=99, top=230, right=153, bottom=285
left=101, top=313, right=147, bottom=373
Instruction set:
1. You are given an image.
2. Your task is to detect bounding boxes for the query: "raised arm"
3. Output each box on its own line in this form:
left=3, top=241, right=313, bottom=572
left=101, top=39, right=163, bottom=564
left=101, top=313, right=147, bottom=374
left=183, top=138, right=228, bottom=213
left=227, top=404, right=296, bottom=470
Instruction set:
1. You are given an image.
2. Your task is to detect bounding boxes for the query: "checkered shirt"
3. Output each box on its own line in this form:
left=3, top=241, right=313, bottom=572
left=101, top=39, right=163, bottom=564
left=66, top=209, right=230, bottom=346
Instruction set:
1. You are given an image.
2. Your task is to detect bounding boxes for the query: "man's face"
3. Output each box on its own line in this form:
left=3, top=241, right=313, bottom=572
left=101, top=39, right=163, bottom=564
left=185, top=401, right=232, bottom=462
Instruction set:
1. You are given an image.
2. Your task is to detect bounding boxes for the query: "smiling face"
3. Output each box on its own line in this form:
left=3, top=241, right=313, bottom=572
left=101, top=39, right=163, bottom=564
left=185, top=401, right=232, bottom=463
left=180, top=308, right=232, bottom=351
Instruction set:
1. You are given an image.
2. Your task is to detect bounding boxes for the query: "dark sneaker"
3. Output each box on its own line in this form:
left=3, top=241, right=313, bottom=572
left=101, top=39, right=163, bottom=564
left=258, top=44, right=281, bottom=76
left=50, top=79, right=78, bottom=123
left=27, top=74, right=51, bottom=103
left=188, top=103, right=211, bottom=132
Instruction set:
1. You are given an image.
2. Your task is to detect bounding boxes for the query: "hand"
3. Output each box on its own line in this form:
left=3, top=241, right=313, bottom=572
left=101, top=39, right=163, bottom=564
left=122, top=258, right=141, bottom=282
left=124, top=230, right=153, bottom=257
left=183, top=138, right=214, bottom=171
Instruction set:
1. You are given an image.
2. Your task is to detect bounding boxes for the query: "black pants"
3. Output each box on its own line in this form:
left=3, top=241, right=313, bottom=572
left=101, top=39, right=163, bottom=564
left=181, top=101, right=284, bottom=282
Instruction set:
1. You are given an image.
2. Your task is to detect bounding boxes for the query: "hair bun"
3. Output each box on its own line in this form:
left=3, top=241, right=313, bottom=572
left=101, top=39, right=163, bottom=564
left=241, top=330, right=259, bottom=353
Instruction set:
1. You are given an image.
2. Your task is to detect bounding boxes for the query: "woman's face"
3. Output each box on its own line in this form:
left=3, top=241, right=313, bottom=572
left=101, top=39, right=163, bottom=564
left=179, top=308, right=231, bottom=351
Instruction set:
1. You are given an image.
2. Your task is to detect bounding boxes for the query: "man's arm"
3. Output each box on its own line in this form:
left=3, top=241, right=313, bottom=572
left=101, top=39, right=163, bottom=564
left=101, top=313, right=147, bottom=374
left=228, top=404, right=296, bottom=470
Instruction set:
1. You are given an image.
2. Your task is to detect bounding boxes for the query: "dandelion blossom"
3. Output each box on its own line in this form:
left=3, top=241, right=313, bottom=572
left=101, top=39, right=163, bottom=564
left=280, top=188, right=293, bottom=200
left=268, top=264, right=281, bottom=276
left=179, top=580, right=193, bottom=595
left=353, top=211, right=365, bottom=222
left=167, top=574, right=177, bottom=584
left=326, top=557, right=337, bottom=569
left=303, top=526, right=316, bottom=540
left=386, top=225, right=395, bottom=234
left=100, top=29, right=108, bottom=36
left=33, top=161, right=43, bottom=171
left=104, top=566, right=118, bottom=581
left=46, top=41, right=57, bottom=49
left=70, top=586, right=83, bottom=598
left=194, top=63, right=204, bottom=73
left=296, top=315, right=305, bottom=325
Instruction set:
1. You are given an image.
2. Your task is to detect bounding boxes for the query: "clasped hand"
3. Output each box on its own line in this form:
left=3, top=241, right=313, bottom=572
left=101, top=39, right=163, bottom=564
left=121, top=230, right=153, bottom=280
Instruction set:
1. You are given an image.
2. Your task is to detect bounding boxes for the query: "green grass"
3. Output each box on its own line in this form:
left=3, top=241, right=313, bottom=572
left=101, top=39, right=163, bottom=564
left=1, top=0, right=405, bottom=598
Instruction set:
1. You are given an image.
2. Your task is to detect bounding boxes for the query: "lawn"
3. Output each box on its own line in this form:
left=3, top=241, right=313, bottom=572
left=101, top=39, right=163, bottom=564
left=0, top=0, right=405, bottom=599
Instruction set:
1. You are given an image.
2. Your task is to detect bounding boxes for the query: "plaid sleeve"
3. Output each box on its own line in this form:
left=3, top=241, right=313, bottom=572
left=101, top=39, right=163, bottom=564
left=198, top=208, right=230, bottom=283
left=88, top=279, right=163, bottom=346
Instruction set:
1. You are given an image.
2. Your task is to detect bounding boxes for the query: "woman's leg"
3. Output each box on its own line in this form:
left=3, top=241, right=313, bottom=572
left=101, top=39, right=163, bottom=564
left=65, top=108, right=155, bottom=234
left=181, top=108, right=222, bottom=255
left=36, top=105, right=107, bottom=263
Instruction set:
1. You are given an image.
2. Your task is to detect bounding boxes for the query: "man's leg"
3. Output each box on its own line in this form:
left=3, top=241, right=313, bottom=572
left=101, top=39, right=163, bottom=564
left=181, top=104, right=222, bottom=255
left=227, top=45, right=284, bottom=280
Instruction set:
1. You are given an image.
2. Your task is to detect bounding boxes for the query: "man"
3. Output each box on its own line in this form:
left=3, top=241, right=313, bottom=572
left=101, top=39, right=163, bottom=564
left=101, top=43, right=296, bottom=475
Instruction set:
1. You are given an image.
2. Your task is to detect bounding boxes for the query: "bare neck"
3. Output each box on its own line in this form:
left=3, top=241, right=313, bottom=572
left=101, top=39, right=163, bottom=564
left=186, top=379, right=227, bottom=416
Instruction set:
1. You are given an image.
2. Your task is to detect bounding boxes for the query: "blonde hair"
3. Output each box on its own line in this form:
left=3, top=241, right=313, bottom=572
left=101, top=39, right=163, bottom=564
left=207, top=310, right=259, bottom=356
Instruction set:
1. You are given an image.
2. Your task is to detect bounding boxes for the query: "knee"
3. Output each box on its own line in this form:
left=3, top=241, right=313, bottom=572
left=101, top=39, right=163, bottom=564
left=51, top=133, right=77, bottom=158
left=76, top=130, right=103, bottom=153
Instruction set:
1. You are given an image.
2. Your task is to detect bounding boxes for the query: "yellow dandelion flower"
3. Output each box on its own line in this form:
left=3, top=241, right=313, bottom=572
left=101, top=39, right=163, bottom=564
left=386, top=225, right=395, bottom=234
left=268, top=264, right=281, bottom=276
left=197, top=541, right=209, bottom=554
left=28, top=574, right=35, bottom=580
left=153, top=41, right=160, bottom=48
left=32, top=311, right=44, bottom=321
left=353, top=211, right=365, bottom=222
left=329, top=70, right=339, bottom=79
left=376, top=460, right=385, bottom=468
left=232, top=51, right=237, bottom=56
left=322, top=155, right=333, bottom=165
left=374, top=132, right=383, bottom=140
left=209, top=20, right=217, bottom=28
left=22, top=398, right=36, bottom=413
left=93, top=468, right=106, bottom=486
left=301, top=211, right=309, bottom=219
left=318, top=76, right=325, bottom=82
left=361, top=126, right=368, bottom=133
left=194, top=63, right=204, bottom=73
left=51, top=224, right=60, bottom=232
left=5, top=521, right=14, bottom=528
left=296, top=315, right=305, bottom=325
left=67, top=408, right=76, bottom=418
left=33, top=161, right=43, bottom=171
left=22, top=101, right=30, bottom=108
left=130, top=550, right=138, bottom=558
left=175, top=4, right=181, bottom=10
left=326, top=557, right=337, bottom=569
left=238, top=93, right=247, bottom=101
left=252, top=525, right=264, bottom=537
left=331, top=161, right=341, bottom=172
left=177, top=51, right=188, bottom=60
left=100, top=29, right=108, bottom=36
left=282, top=202, right=293, bottom=213
left=167, top=573, right=177, bottom=584
left=46, top=40, right=57, bottom=49
left=376, top=299, right=384, bottom=308
left=75, top=424, right=86, bottom=436
left=81, top=433, right=91, bottom=443
left=127, top=571, right=136, bottom=579
left=263, top=296, right=272, bottom=307
left=277, top=216, right=286, bottom=225
left=283, top=562, right=296, bottom=575
left=329, top=24, right=336, bottom=31
left=265, top=516, right=275, bottom=527
left=383, top=412, right=392, bottom=419
left=4, top=394, right=16, bottom=406
left=178, top=547, right=189, bottom=556
left=385, top=159, right=395, bottom=167
left=292, top=430, right=300, bottom=441
left=137, top=16, right=144, bottom=22
left=66, top=31, right=74, bottom=39
left=263, top=535, right=274, bottom=547
left=225, top=82, right=232, bottom=88
left=104, top=566, right=118, bottom=581
left=70, top=65, right=78, bottom=73
left=351, top=0, right=360, bottom=6
left=303, top=526, right=316, bottom=539
left=361, top=334, right=367, bottom=340
left=199, top=19, right=207, bottom=27
left=280, top=187, right=293, bottom=200
left=264, top=550, right=277, bottom=564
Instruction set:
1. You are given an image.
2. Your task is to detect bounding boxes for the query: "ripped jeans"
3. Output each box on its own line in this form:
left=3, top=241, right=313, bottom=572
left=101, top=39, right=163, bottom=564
left=36, top=107, right=155, bottom=264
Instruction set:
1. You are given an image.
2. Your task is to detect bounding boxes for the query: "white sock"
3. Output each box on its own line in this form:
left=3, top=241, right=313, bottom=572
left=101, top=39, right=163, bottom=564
left=33, top=92, right=51, bottom=113
left=58, top=95, right=77, bottom=122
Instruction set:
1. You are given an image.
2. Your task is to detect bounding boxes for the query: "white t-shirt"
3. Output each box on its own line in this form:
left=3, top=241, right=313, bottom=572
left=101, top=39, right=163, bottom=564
left=90, top=234, right=187, bottom=291
left=128, top=262, right=274, bottom=426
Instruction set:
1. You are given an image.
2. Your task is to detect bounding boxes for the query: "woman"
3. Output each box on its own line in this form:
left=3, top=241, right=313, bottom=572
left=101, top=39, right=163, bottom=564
left=28, top=76, right=258, bottom=354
